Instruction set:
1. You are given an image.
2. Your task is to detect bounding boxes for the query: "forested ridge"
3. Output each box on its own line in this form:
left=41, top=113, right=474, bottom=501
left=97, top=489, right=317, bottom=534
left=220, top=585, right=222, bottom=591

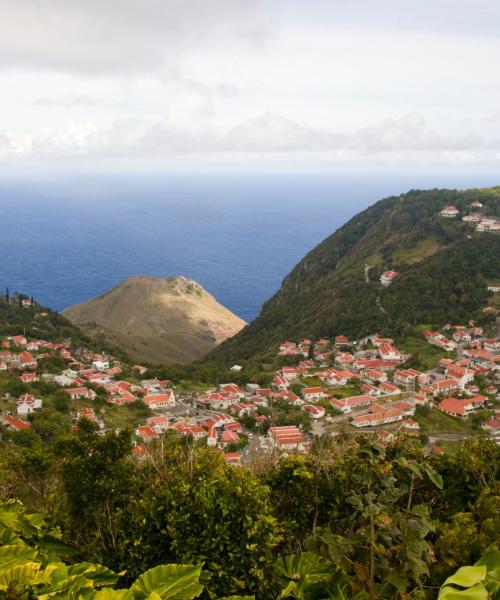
left=208, top=187, right=500, bottom=364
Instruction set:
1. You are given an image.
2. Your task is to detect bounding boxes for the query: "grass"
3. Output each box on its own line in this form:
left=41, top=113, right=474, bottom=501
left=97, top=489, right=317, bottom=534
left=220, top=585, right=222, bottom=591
left=398, top=336, right=451, bottom=370
left=300, top=376, right=324, bottom=388
left=433, top=439, right=462, bottom=454
left=392, top=236, right=441, bottom=264
left=414, top=407, right=468, bottom=434
left=329, top=385, right=363, bottom=399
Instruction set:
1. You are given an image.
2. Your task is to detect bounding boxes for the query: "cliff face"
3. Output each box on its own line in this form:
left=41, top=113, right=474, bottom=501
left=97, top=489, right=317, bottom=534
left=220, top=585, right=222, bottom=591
left=63, top=275, right=246, bottom=364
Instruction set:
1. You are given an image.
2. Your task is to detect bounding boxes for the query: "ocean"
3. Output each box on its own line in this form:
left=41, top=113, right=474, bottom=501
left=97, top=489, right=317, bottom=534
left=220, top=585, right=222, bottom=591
left=0, top=172, right=498, bottom=323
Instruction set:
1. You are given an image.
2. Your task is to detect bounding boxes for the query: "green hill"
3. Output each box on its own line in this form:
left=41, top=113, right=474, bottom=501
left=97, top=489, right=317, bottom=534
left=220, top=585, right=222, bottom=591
left=208, top=187, right=500, bottom=363
left=0, top=293, right=128, bottom=358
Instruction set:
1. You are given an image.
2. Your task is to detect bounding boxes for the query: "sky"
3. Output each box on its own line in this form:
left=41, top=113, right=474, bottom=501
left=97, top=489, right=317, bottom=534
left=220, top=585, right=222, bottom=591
left=1, top=0, right=500, bottom=173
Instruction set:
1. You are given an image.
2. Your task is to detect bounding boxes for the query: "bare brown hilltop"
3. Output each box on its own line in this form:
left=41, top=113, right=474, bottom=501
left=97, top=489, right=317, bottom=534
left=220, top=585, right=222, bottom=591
left=63, top=275, right=246, bottom=364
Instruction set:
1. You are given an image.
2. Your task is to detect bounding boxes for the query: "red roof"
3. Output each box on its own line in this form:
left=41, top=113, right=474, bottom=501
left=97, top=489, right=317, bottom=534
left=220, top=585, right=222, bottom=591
left=3, top=415, right=31, bottom=430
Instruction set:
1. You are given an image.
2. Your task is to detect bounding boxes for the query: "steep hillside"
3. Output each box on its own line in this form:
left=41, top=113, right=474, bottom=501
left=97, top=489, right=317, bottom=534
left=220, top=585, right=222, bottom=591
left=63, top=275, right=246, bottom=364
left=0, top=294, right=127, bottom=357
left=209, top=187, right=500, bottom=363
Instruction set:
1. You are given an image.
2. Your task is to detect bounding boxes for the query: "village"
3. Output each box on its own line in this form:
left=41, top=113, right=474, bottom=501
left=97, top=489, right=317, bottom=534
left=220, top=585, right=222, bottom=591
left=0, top=293, right=499, bottom=466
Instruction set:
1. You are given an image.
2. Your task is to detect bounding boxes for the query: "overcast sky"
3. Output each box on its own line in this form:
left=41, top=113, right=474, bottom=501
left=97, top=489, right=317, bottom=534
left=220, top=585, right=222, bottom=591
left=1, top=0, right=500, bottom=172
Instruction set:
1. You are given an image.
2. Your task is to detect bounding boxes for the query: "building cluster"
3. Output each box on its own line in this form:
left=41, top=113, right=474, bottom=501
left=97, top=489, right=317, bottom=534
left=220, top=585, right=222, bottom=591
left=440, top=200, right=500, bottom=232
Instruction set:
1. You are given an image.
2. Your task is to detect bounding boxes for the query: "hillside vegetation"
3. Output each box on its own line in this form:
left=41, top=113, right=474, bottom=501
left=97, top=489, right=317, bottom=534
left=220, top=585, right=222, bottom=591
left=209, top=187, right=500, bottom=363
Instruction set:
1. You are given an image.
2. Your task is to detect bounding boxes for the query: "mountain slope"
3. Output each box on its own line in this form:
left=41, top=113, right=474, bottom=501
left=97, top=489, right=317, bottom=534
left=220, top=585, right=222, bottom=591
left=63, top=275, right=246, bottom=364
left=209, top=187, right=500, bottom=363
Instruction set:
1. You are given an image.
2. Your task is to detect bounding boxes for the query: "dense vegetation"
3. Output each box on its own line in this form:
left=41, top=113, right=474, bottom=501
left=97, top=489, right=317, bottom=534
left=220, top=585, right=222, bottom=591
left=208, top=187, right=500, bottom=364
left=0, top=293, right=129, bottom=361
left=1, top=420, right=499, bottom=598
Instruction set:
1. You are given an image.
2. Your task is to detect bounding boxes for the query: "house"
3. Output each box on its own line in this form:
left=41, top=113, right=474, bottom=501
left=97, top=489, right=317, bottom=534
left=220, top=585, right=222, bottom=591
left=429, top=379, right=460, bottom=397
left=352, top=408, right=403, bottom=428
left=483, top=339, right=500, bottom=353
left=303, top=404, right=326, bottom=419
left=220, top=383, right=244, bottom=398
left=16, top=394, right=42, bottom=415
left=76, top=407, right=98, bottom=423
left=207, top=427, right=218, bottom=447
left=335, top=353, right=355, bottom=366
left=273, top=375, right=289, bottom=390
left=440, top=205, right=459, bottom=217
left=269, top=426, right=305, bottom=451
left=477, top=219, right=500, bottom=232
left=391, top=400, right=415, bottom=416
left=365, top=369, right=388, bottom=383
left=221, top=430, right=240, bottom=447
left=438, top=397, right=474, bottom=418
left=378, top=343, right=402, bottom=362
left=224, top=452, right=242, bottom=465
left=200, top=391, right=239, bottom=410
left=11, top=335, right=27, bottom=347
left=401, top=419, right=420, bottom=432
left=282, top=367, right=302, bottom=381
left=471, top=200, right=483, bottom=208
left=302, top=387, right=327, bottom=402
left=330, top=394, right=374, bottom=413
left=65, top=387, right=97, bottom=400
left=143, top=391, right=176, bottom=409
left=92, top=359, right=110, bottom=371
left=463, top=214, right=482, bottom=223
left=437, top=395, right=486, bottom=418
left=394, top=369, right=421, bottom=387
left=18, top=351, right=37, bottom=369
left=378, top=382, right=401, bottom=395
left=380, top=271, right=399, bottom=286
left=482, top=418, right=500, bottom=439
left=229, top=403, right=254, bottom=417
left=147, top=415, right=170, bottom=432
left=2, top=415, right=31, bottom=431
left=19, top=372, right=38, bottom=384
left=446, top=365, right=475, bottom=389
left=335, top=335, right=349, bottom=347
left=135, top=425, right=159, bottom=442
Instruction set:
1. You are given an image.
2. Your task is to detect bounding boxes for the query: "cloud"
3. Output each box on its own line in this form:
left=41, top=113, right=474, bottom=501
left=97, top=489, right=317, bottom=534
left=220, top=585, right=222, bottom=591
left=353, top=113, right=483, bottom=152
left=0, top=111, right=489, bottom=164
left=0, top=0, right=269, bottom=74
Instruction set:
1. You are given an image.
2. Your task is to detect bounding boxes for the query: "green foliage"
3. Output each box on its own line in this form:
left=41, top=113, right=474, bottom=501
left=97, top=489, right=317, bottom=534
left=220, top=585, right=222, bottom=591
left=437, top=547, right=500, bottom=600
left=207, top=188, right=500, bottom=364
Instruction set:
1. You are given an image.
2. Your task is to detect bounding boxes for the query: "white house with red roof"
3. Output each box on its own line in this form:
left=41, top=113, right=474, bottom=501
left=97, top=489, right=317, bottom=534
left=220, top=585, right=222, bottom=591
left=18, top=351, right=37, bottom=370
left=64, top=387, right=97, bottom=400
left=378, top=343, right=402, bottom=362
left=135, top=425, right=159, bottom=442
left=438, top=395, right=487, bottom=418
left=220, top=383, right=244, bottom=398
left=330, top=394, right=374, bottom=413
left=143, top=391, right=176, bottom=409
left=269, top=426, right=305, bottom=451
left=380, top=271, right=399, bottom=286
left=302, top=387, right=327, bottom=402
left=303, top=404, right=326, bottom=419
left=16, top=394, right=42, bottom=415
left=352, top=408, right=403, bottom=428
left=2, top=415, right=31, bottom=431
left=440, top=205, right=459, bottom=217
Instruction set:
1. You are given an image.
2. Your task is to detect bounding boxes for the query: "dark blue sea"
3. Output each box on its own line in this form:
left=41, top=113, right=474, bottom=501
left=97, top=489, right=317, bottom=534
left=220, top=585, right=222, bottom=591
left=0, top=172, right=498, bottom=323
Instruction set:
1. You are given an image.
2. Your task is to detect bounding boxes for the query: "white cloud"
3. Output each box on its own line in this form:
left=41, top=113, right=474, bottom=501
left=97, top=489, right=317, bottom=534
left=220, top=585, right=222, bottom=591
left=0, top=111, right=490, bottom=163
left=0, top=1, right=499, bottom=170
